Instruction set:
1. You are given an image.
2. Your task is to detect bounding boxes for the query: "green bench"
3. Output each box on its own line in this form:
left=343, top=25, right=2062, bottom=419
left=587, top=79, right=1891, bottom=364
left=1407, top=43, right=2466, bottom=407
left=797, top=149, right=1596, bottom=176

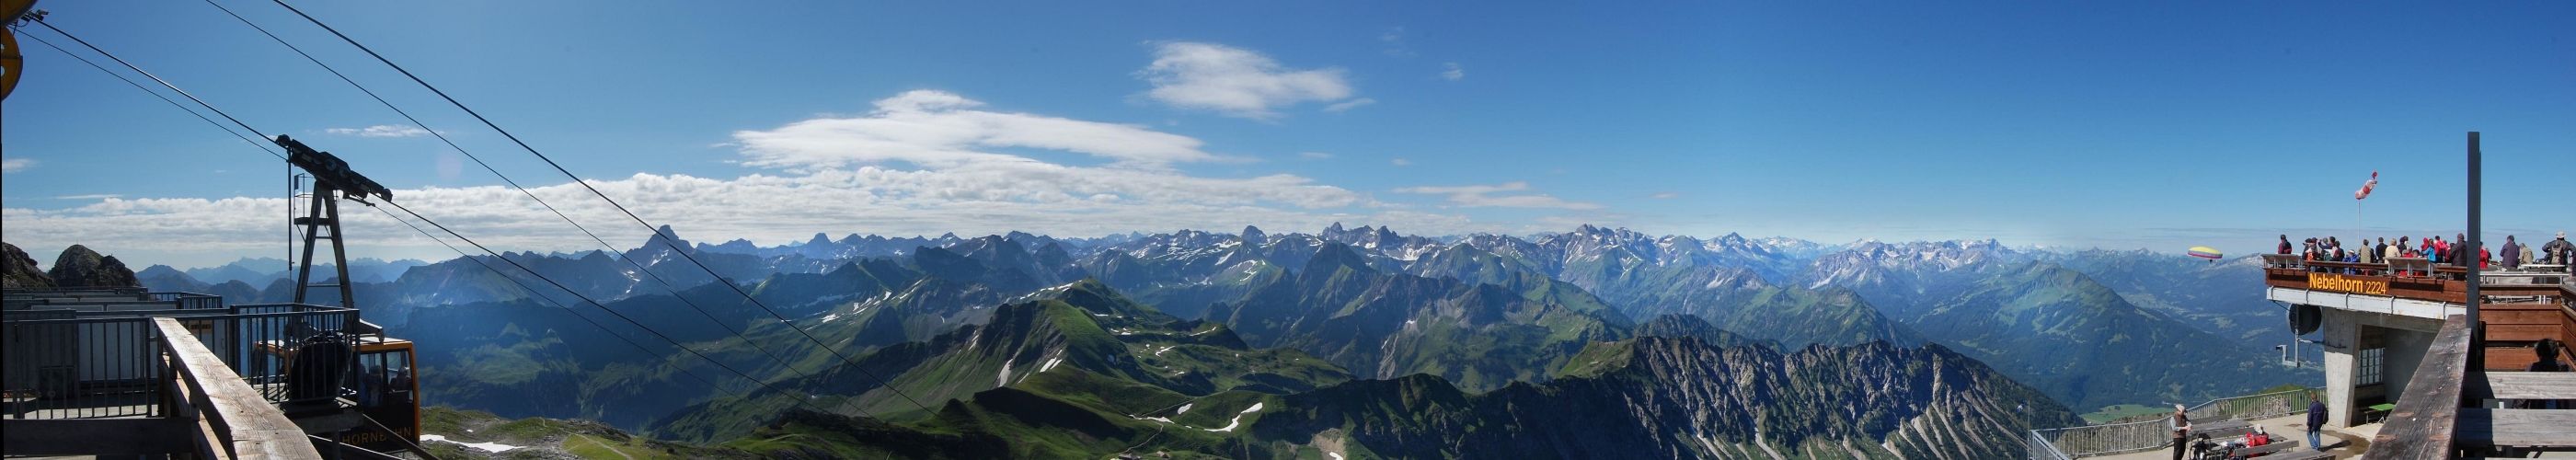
left=2364, top=402, right=2397, bottom=423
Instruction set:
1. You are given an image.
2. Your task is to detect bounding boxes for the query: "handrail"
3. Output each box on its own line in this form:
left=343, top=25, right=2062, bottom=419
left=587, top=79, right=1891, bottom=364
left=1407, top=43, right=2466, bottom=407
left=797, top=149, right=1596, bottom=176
left=2369, top=314, right=2474, bottom=458
left=156, top=317, right=325, bottom=459
left=2025, top=386, right=2321, bottom=457
left=2028, top=430, right=2073, bottom=460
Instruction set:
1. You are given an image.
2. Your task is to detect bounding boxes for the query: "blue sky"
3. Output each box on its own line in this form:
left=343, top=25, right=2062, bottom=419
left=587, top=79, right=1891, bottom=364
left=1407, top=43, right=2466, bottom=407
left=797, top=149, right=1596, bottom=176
left=4, top=1, right=2571, bottom=268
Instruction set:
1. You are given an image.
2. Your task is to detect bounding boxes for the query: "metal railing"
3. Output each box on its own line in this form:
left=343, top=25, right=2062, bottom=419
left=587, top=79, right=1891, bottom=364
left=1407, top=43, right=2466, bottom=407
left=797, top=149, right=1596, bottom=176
left=3, top=304, right=359, bottom=420
left=2029, top=429, right=2073, bottom=460
left=2026, top=386, right=2321, bottom=458
left=0, top=316, right=166, bottom=419
left=149, top=292, right=227, bottom=310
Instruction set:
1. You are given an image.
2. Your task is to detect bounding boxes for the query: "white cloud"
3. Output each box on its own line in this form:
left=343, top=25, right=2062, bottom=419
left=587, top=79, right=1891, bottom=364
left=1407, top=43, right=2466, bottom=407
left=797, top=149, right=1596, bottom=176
left=1441, top=63, right=1465, bottom=81
left=1298, top=152, right=1334, bottom=160
left=1380, top=27, right=1416, bottom=57
left=1390, top=158, right=1413, bottom=167
left=1650, top=191, right=1680, bottom=200
left=0, top=173, right=1515, bottom=268
left=735, top=90, right=1229, bottom=170
left=5, top=91, right=1586, bottom=267
left=1139, top=42, right=1358, bottom=120
left=56, top=194, right=123, bottom=200
left=1323, top=98, right=1376, bottom=113
left=1396, top=181, right=1602, bottom=210
left=0, top=158, right=31, bottom=173
left=325, top=125, right=434, bottom=138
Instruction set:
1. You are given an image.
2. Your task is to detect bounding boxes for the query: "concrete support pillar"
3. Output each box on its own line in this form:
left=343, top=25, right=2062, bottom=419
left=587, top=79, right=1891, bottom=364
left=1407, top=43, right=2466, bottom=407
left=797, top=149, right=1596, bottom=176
left=2318, top=308, right=2360, bottom=428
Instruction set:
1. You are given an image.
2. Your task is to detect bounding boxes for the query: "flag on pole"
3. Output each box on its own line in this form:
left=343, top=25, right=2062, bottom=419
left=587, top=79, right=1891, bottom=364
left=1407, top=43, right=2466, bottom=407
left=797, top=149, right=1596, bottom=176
left=2353, top=171, right=2378, bottom=200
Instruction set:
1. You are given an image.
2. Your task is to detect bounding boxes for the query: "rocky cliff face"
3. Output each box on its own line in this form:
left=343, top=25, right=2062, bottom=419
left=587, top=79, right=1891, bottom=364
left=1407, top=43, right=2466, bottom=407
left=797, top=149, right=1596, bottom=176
left=3, top=242, right=57, bottom=289
left=1252, top=338, right=2078, bottom=459
left=46, top=245, right=139, bottom=288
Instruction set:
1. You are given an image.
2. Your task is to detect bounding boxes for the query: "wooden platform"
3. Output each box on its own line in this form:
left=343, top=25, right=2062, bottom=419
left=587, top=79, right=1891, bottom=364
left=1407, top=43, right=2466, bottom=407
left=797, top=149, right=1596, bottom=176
left=2478, top=372, right=2576, bottom=400
left=2261, top=451, right=2333, bottom=460
left=2455, top=408, right=2576, bottom=448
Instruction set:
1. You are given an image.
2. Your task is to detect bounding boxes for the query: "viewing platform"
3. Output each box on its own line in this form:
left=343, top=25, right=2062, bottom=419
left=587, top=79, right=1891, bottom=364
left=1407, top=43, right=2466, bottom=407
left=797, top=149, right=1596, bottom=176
left=3, top=287, right=422, bottom=459
left=2260, top=255, right=2575, bottom=458
left=2031, top=257, right=2573, bottom=459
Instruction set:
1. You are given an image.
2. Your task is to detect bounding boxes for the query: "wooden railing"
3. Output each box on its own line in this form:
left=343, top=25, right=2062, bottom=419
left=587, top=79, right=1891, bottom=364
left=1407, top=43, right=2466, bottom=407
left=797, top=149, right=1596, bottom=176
left=157, top=317, right=327, bottom=459
left=2372, top=306, right=2576, bottom=458
left=2371, top=314, right=2474, bottom=458
left=0, top=318, right=326, bottom=458
left=2260, top=262, right=2571, bottom=307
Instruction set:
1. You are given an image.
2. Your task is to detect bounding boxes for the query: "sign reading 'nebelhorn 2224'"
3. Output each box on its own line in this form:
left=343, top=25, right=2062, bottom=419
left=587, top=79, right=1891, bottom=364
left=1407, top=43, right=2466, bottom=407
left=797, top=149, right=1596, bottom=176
left=2307, top=273, right=2390, bottom=295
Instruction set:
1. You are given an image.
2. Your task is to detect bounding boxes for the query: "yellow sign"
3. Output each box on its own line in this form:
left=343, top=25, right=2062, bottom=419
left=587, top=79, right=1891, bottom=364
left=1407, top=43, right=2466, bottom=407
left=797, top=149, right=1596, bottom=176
left=2308, top=273, right=2388, bottom=295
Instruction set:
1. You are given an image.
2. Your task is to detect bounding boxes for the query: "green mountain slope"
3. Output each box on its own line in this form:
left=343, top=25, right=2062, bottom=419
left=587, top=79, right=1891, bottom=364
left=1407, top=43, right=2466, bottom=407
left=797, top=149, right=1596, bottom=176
left=650, top=280, right=1354, bottom=442
left=1206, top=243, right=1631, bottom=391
left=1906, top=261, right=2288, bottom=409
left=711, top=336, right=2076, bottom=459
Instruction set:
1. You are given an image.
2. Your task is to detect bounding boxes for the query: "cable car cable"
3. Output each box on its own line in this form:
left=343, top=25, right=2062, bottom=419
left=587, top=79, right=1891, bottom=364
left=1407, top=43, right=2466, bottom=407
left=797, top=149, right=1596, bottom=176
left=13, top=31, right=282, bottom=159
left=202, top=0, right=871, bottom=415
left=267, top=0, right=933, bottom=412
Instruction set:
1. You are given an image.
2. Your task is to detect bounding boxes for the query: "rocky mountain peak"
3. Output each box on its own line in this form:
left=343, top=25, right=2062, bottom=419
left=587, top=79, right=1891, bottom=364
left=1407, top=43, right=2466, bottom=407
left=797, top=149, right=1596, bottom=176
left=1240, top=225, right=1267, bottom=246
left=49, top=245, right=141, bottom=288
left=3, top=242, right=56, bottom=289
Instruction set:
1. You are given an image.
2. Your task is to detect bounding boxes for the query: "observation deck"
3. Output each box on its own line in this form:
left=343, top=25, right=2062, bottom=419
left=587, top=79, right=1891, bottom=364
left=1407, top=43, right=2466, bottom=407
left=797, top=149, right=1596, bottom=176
left=3, top=286, right=421, bottom=459
left=2259, top=255, right=2575, bottom=458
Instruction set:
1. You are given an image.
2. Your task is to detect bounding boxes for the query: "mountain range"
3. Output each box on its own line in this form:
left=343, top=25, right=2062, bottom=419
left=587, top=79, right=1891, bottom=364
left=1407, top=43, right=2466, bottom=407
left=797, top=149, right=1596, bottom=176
left=24, top=223, right=2306, bottom=456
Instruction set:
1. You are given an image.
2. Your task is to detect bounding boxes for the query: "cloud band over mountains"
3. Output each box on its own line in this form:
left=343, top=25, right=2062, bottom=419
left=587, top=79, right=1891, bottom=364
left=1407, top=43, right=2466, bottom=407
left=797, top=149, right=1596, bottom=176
left=5, top=89, right=1589, bottom=267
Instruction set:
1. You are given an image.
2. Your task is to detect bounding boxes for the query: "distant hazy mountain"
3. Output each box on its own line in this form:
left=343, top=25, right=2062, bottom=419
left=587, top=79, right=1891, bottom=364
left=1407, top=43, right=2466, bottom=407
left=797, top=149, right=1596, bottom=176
left=1207, top=243, right=1630, bottom=391
left=1413, top=226, right=1918, bottom=349
left=181, top=257, right=428, bottom=285
left=2040, top=250, right=2286, bottom=345
left=1795, top=241, right=2303, bottom=409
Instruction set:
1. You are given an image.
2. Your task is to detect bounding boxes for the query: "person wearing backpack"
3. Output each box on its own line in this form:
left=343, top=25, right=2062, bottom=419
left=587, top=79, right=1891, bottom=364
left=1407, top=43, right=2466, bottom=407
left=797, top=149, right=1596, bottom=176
left=2306, top=393, right=2328, bottom=452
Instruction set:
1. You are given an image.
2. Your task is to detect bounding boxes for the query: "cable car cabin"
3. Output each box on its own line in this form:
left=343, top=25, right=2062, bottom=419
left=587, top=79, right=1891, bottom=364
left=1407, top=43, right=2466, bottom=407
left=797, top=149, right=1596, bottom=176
left=345, top=335, right=421, bottom=452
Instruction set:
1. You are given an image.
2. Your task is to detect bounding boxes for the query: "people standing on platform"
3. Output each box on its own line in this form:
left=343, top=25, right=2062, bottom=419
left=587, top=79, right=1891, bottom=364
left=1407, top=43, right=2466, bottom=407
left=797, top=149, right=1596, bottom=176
left=2279, top=235, right=2294, bottom=255
left=2455, top=233, right=2472, bottom=265
left=2493, top=237, right=2513, bottom=270
left=2306, top=393, right=2328, bottom=452
left=2172, top=404, right=2192, bottom=460
left=2372, top=237, right=2388, bottom=264
left=2431, top=236, right=2449, bottom=264
left=2383, top=237, right=2401, bottom=263
left=2547, top=232, right=2573, bottom=265
left=2502, top=236, right=2522, bottom=270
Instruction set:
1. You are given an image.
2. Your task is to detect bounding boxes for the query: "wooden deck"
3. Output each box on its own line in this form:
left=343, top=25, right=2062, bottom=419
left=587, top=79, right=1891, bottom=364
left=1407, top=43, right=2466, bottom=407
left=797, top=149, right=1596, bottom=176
left=2456, top=408, right=2576, bottom=448
left=2369, top=314, right=2576, bottom=458
left=2369, top=315, right=2474, bottom=458
left=2479, top=372, right=2576, bottom=400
